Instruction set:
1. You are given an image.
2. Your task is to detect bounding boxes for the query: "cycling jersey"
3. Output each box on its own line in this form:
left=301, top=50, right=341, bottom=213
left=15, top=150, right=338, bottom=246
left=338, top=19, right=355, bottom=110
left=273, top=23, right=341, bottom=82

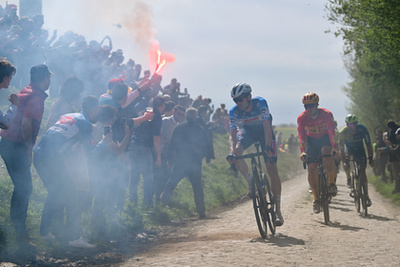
left=229, top=97, right=276, bottom=162
left=297, top=108, right=337, bottom=153
left=229, top=97, right=272, bottom=131
left=338, top=124, right=371, bottom=154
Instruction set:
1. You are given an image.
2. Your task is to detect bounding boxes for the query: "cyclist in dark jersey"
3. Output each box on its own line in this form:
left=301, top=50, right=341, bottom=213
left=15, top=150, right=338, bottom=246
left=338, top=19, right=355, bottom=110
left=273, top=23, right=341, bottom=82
left=227, top=82, right=283, bottom=226
left=338, top=114, right=374, bottom=206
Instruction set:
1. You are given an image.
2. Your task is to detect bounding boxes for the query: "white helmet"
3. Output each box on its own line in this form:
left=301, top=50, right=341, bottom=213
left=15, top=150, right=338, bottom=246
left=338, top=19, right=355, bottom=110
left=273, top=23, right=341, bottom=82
left=231, top=82, right=252, bottom=98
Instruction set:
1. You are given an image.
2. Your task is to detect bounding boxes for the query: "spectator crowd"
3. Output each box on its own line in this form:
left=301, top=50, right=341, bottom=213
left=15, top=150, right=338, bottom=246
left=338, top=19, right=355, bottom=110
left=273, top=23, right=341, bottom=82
left=0, top=2, right=231, bottom=250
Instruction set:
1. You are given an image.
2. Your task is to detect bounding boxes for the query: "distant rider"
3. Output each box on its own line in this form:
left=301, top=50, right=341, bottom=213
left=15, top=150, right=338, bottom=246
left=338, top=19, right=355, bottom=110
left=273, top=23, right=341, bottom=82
left=297, top=92, right=339, bottom=214
left=338, top=114, right=374, bottom=207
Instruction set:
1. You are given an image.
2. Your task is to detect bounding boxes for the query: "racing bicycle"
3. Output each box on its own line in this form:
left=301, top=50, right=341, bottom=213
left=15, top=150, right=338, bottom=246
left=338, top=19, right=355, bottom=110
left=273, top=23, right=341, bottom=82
left=348, top=157, right=368, bottom=216
left=228, top=142, right=276, bottom=238
left=304, top=153, right=331, bottom=225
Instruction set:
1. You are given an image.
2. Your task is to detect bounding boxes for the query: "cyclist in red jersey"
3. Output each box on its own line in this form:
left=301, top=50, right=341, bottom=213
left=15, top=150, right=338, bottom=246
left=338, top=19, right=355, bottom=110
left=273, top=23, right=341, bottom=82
left=297, top=92, right=339, bottom=213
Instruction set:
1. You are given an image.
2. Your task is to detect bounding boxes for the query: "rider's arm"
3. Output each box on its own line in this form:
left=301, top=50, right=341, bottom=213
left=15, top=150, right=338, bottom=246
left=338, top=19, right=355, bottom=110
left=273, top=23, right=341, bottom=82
left=297, top=114, right=307, bottom=153
left=337, top=128, right=347, bottom=162
left=262, top=120, right=273, bottom=149
left=362, top=125, right=373, bottom=160
left=326, top=112, right=338, bottom=150
left=366, top=143, right=374, bottom=160
left=228, top=108, right=238, bottom=154
left=229, top=129, right=238, bottom=154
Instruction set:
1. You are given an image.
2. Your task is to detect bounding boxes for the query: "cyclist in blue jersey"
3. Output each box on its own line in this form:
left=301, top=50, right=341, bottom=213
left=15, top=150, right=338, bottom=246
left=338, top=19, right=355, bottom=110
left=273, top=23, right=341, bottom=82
left=227, top=82, right=283, bottom=226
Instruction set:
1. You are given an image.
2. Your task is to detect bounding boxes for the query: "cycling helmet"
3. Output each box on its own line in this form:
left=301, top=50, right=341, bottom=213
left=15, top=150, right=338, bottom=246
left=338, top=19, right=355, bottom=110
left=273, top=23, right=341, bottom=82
left=302, top=92, right=319, bottom=105
left=231, top=82, right=252, bottom=98
left=345, top=114, right=359, bottom=124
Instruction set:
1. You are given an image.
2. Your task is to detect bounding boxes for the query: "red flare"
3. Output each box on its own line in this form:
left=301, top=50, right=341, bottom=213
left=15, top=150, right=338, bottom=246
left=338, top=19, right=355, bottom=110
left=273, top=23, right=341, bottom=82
left=150, top=40, right=175, bottom=75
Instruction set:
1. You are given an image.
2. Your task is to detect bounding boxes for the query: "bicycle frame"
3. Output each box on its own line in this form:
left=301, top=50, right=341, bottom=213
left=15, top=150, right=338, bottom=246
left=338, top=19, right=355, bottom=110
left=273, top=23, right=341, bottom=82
left=349, top=157, right=367, bottom=216
left=318, top=154, right=330, bottom=224
left=304, top=153, right=330, bottom=225
left=230, top=143, right=276, bottom=238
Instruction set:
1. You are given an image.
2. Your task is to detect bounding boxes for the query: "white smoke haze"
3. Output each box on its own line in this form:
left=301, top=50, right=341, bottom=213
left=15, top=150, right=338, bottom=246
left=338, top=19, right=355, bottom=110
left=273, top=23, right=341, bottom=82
left=0, top=0, right=350, bottom=125
left=123, top=0, right=156, bottom=50
left=41, top=0, right=159, bottom=67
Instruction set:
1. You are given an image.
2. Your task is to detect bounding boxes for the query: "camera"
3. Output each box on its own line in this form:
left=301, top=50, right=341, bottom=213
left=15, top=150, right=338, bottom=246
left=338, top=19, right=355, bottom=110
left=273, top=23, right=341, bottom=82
left=104, top=125, right=111, bottom=135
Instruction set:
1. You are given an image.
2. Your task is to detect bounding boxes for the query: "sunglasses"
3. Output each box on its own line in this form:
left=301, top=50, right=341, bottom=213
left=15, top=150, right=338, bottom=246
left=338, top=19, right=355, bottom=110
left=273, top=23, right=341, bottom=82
left=233, top=96, right=247, bottom=103
left=304, top=104, right=317, bottom=109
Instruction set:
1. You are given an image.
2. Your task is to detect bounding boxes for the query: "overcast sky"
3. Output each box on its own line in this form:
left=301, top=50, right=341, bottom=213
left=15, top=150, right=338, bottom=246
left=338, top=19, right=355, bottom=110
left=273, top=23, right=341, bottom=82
left=3, top=0, right=350, bottom=126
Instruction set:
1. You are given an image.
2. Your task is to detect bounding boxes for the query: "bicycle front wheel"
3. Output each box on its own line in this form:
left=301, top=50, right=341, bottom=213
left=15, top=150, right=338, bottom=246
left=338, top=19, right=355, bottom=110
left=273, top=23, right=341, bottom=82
left=353, top=174, right=361, bottom=213
left=251, top=174, right=268, bottom=238
left=319, top=171, right=330, bottom=225
left=360, top=176, right=368, bottom=217
left=262, top=174, right=276, bottom=235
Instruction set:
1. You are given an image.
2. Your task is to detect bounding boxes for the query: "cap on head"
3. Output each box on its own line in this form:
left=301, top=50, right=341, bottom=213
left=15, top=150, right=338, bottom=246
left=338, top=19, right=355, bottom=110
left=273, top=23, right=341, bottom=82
left=6, top=4, right=17, bottom=10
left=345, top=114, right=359, bottom=124
left=302, top=92, right=319, bottom=105
left=108, top=78, right=124, bottom=90
left=231, top=82, right=252, bottom=98
left=30, top=64, right=53, bottom=83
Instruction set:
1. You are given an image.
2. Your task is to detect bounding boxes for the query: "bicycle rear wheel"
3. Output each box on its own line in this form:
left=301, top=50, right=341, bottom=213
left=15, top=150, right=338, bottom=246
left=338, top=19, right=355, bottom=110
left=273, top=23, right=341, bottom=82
left=251, top=174, right=268, bottom=238
left=319, top=171, right=330, bottom=225
left=262, top=174, right=276, bottom=235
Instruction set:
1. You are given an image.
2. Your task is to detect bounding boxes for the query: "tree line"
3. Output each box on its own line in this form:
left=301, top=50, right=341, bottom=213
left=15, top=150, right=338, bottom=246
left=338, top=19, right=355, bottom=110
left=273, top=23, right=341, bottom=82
left=326, top=0, right=400, bottom=131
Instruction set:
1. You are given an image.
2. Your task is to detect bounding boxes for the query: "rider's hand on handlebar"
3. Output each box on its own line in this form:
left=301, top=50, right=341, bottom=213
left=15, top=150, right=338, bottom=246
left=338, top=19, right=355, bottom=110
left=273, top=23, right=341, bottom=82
left=343, top=162, right=349, bottom=170
left=368, top=156, right=375, bottom=167
left=226, top=154, right=235, bottom=165
left=300, top=152, right=308, bottom=162
left=264, top=146, right=274, bottom=157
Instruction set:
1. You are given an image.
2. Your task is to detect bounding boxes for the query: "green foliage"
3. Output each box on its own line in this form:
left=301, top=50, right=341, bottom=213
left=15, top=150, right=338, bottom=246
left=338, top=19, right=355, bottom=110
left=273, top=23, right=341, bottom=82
left=370, top=173, right=400, bottom=206
left=325, top=0, right=400, bottom=129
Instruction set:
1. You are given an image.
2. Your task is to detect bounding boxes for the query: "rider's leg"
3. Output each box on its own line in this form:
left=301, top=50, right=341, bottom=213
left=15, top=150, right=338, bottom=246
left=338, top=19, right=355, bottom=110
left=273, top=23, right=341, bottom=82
left=321, top=146, right=337, bottom=185
left=343, top=162, right=351, bottom=185
left=265, top=161, right=281, bottom=196
left=308, top=163, right=319, bottom=201
left=265, top=160, right=283, bottom=225
left=233, top=144, right=252, bottom=187
left=360, top=166, right=369, bottom=196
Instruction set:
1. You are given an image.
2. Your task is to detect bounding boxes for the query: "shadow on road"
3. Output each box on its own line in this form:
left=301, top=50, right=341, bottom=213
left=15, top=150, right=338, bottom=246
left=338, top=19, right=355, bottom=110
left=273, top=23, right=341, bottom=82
left=250, top=233, right=305, bottom=247
left=363, top=214, right=394, bottom=222
left=325, top=221, right=365, bottom=232
left=329, top=205, right=353, bottom=213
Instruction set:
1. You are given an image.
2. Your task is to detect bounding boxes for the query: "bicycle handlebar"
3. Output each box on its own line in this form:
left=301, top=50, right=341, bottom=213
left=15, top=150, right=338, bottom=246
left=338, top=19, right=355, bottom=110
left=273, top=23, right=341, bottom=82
left=229, top=151, right=265, bottom=160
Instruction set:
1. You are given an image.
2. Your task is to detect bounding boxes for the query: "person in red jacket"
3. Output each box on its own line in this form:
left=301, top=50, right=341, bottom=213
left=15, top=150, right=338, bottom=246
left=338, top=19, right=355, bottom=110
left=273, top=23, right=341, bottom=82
left=297, top=92, right=339, bottom=214
left=0, top=64, right=51, bottom=242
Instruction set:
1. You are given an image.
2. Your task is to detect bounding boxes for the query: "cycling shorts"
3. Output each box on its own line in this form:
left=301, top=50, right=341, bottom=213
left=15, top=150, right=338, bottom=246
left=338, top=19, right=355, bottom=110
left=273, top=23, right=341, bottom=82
left=237, top=126, right=277, bottom=163
left=305, top=134, right=331, bottom=164
left=348, top=149, right=367, bottom=168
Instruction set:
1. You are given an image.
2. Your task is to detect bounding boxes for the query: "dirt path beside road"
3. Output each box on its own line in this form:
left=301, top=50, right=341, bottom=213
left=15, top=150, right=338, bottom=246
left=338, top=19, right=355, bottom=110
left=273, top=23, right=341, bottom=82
left=121, top=171, right=400, bottom=266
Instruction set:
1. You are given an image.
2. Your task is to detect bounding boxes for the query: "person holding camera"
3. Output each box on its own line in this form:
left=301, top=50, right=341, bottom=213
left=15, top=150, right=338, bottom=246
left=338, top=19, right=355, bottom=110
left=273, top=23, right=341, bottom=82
left=90, top=105, right=131, bottom=237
